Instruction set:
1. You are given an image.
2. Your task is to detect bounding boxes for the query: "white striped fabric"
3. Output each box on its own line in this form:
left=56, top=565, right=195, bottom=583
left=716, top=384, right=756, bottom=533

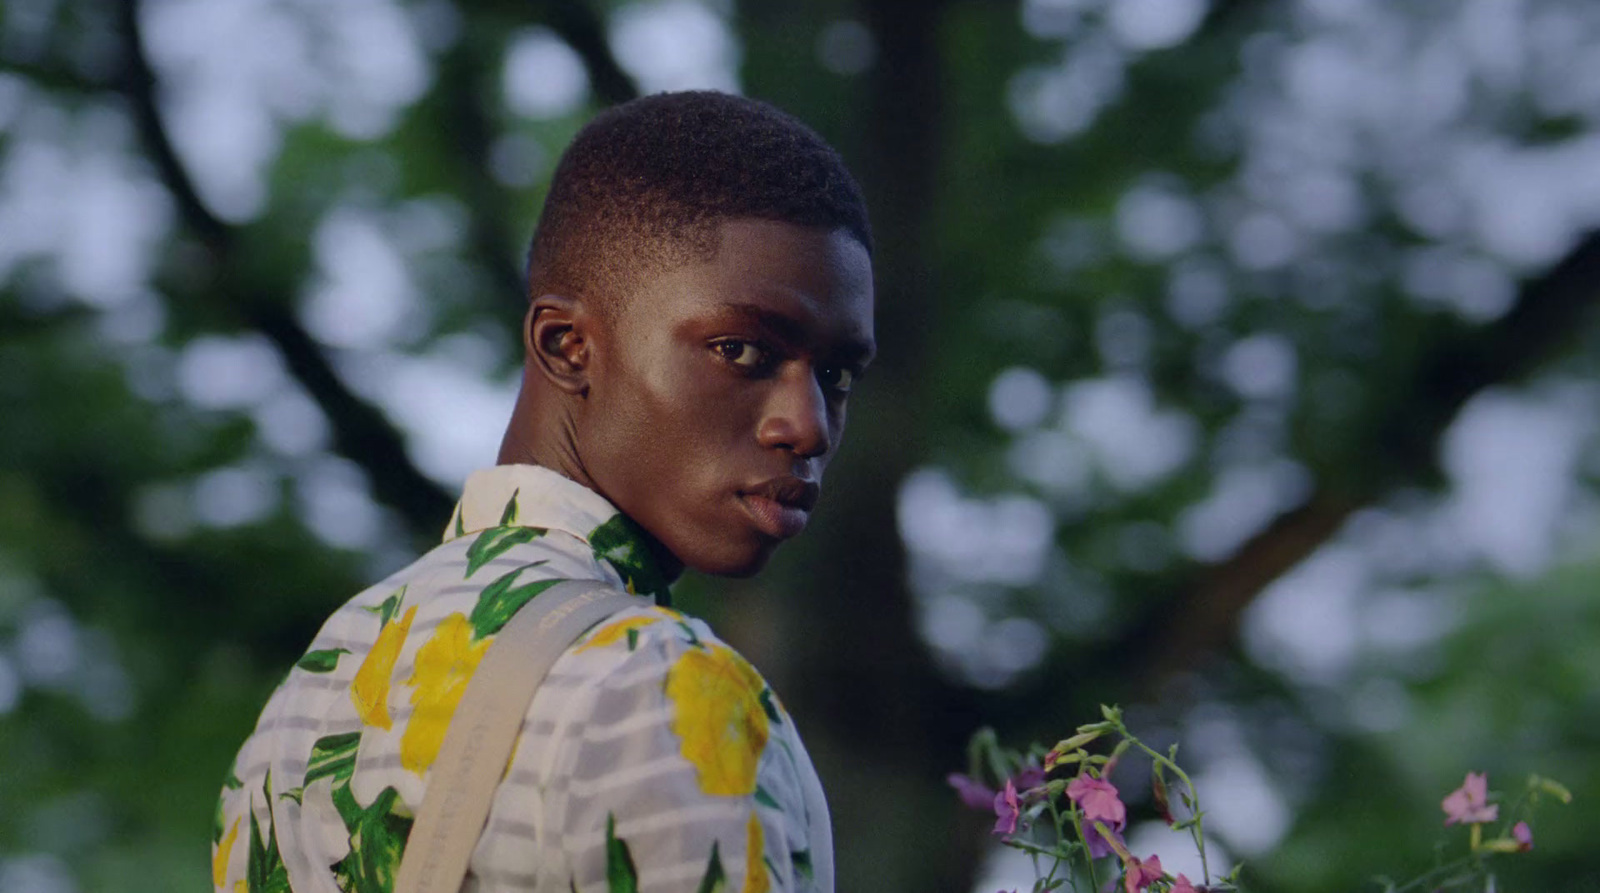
left=211, top=464, right=832, bottom=893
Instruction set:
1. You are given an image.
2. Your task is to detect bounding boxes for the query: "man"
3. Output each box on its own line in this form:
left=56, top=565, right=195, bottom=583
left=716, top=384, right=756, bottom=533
left=211, top=90, right=874, bottom=893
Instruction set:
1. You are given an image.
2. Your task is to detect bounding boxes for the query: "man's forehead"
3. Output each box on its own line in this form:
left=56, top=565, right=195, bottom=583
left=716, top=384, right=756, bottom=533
left=719, top=221, right=873, bottom=289
left=623, top=219, right=875, bottom=345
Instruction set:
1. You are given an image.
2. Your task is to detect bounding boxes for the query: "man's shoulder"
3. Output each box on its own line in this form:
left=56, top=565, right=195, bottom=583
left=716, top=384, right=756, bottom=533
left=329, top=525, right=609, bottom=619
left=565, top=603, right=710, bottom=661
left=553, top=604, right=787, bottom=717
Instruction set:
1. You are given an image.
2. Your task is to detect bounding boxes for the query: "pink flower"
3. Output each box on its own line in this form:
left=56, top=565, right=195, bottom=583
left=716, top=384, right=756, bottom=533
left=993, top=779, right=1021, bottom=836
left=947, top=773, right=997, bottom=811
left=1084, top=820, right=1127, bottom=860
left=1013, top=765, right=1047, bottom=793
left=1442, top=772, right=1499, bottom=825
left=1067, top=774, right=1129, bottom=859
left=949, top=766, right=1044, bottom=812
left=1170, top=875, right=1199, bottom=893
left=1067, top=774, right=1128, bottom=827
left=1122, top=854, right=1164, bottom=893
left=1513, top=820, right=1533, bottom=851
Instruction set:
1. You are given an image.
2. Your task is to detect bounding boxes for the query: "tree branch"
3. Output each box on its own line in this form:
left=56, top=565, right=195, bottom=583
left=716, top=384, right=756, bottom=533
left=426, top=3, right=641, bottom=333
left=1143, top=229, right=1600, bottom=685
left=529, top=0, right=640, bottom=107
left=116, top=0, right=453, bottom=538
left=435, top=40, right=536, bottom=312
left=767, top=3, right=984, bottom=891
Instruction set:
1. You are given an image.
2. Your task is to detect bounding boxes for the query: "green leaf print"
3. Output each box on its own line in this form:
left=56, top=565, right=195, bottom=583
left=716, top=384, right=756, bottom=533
left=453, top=506, right=466, bottom=539
left=792, top=849, right=814, bottom=881
left=605, top=813, right=640, bottom=893
left=589, top=513, right=668, bottom=598
left=499, top=490, right=520, bottom=525
left=364, top=586, right=407, bottom=627
left=695, top=841, right=728, bottom=893
left=759, top=689, right=782, bottom=725
left=331, top=780, right=363, bottom=830
left=754, top=785, right=781, bottom=810
left=331, top=785, right=415, bottom=893
left=247, top=777, right=291, bottom=893
left=469, top=563, right=559, bottom=639
left=216, top=767, right=245, bottom=843
left=297, top=648, right=350, bottom=673
left=463, top=525, right=546, bottom=578
left=305, top=731, right=361, bottom=789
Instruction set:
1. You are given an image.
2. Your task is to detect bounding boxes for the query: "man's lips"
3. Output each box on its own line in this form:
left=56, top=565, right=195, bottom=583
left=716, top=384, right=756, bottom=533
left=739, top=476, right=820, bottom=539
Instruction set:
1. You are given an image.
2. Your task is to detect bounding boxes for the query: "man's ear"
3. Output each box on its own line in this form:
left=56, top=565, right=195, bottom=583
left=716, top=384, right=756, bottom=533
left=525, top=293, right=591, bottom=396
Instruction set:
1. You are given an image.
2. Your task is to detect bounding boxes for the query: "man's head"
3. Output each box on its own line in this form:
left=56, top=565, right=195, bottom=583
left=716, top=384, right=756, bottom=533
left=526, top=90, right=872, bottom=315
left=501, top=91, right=876, bottom=578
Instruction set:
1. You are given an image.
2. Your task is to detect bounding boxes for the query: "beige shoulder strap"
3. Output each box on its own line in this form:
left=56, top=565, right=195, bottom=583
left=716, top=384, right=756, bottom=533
left=393, top=578, right=642, bottom=893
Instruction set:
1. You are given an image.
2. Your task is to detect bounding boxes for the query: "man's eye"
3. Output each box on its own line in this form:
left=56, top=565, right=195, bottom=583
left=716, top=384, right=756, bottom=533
left=819, top=366, right=855, bottom=393
left=714, top=340, right=768, bottom=369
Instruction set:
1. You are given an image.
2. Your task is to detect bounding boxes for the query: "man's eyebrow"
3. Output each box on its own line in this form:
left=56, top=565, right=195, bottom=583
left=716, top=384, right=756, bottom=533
left=840, top=336, right=877, bottom=366
left=717, top=302, right=806, bottom=342
left=716, top=302, right=875, bottom=363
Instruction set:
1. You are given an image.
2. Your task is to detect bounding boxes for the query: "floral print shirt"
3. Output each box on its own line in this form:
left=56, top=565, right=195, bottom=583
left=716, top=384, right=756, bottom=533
left=212, top=464, right=832, bottom=893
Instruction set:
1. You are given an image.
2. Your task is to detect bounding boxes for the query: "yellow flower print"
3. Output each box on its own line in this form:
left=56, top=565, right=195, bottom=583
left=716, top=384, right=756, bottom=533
left=401, top=612, right=491, bottom=773
left=351, top=604, right=417, bottom=730
left=576, top=607, right=678, bottom=652
left=666, top=643, right=769, bottom=796
left=743, top=811, right=770, bottom=893
left=212, top=817, right=239, bottom=889
left=577, top=614, right=658, bottom=652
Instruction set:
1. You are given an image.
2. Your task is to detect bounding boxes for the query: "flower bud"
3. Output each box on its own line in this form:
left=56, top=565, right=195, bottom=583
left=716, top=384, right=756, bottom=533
left=1151, top=770, right=1174, bottom=825
left=1045, top=748, right=1084, bottom=771
left=1529, top=775, right=1573, bottom=804
left=1479, top=837, right=1524, bottom=854
left=1048, top=730, right=1104, bottom=762
left=1102, top=738, right=1132, bottom=778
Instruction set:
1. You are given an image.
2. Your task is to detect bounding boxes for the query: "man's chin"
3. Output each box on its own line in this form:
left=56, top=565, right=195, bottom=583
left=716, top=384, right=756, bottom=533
left=680, top=540, right=778, bottom=579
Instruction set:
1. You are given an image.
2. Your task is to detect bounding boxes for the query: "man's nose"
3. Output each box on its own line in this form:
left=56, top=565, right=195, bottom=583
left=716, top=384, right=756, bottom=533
left=756, top=366, right=831, bottom=459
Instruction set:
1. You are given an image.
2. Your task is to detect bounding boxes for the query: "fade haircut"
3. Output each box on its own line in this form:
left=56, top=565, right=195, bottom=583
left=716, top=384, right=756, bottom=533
left=526, top=90, right=872, bottom=312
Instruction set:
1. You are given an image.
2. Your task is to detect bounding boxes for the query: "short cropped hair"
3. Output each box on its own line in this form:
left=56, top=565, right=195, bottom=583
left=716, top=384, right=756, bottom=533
left=526, top=91, right=872, bottom=311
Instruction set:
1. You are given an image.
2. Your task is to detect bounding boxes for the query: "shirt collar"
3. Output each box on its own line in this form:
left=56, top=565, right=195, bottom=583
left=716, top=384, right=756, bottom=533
left=442, top=464, right=678, bottom=599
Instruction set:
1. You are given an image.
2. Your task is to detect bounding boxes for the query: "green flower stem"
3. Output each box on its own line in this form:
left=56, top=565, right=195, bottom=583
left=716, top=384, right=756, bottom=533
left=1387, top=852, right=1485, bottom=892
left=1041, top=796, right=1067, bottom=892
left=1005, top=839, right=1064, bottom=860
left=1111, top=720, right=1212, bottom=886
left=1069, top=804, right=1099, bottom=893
